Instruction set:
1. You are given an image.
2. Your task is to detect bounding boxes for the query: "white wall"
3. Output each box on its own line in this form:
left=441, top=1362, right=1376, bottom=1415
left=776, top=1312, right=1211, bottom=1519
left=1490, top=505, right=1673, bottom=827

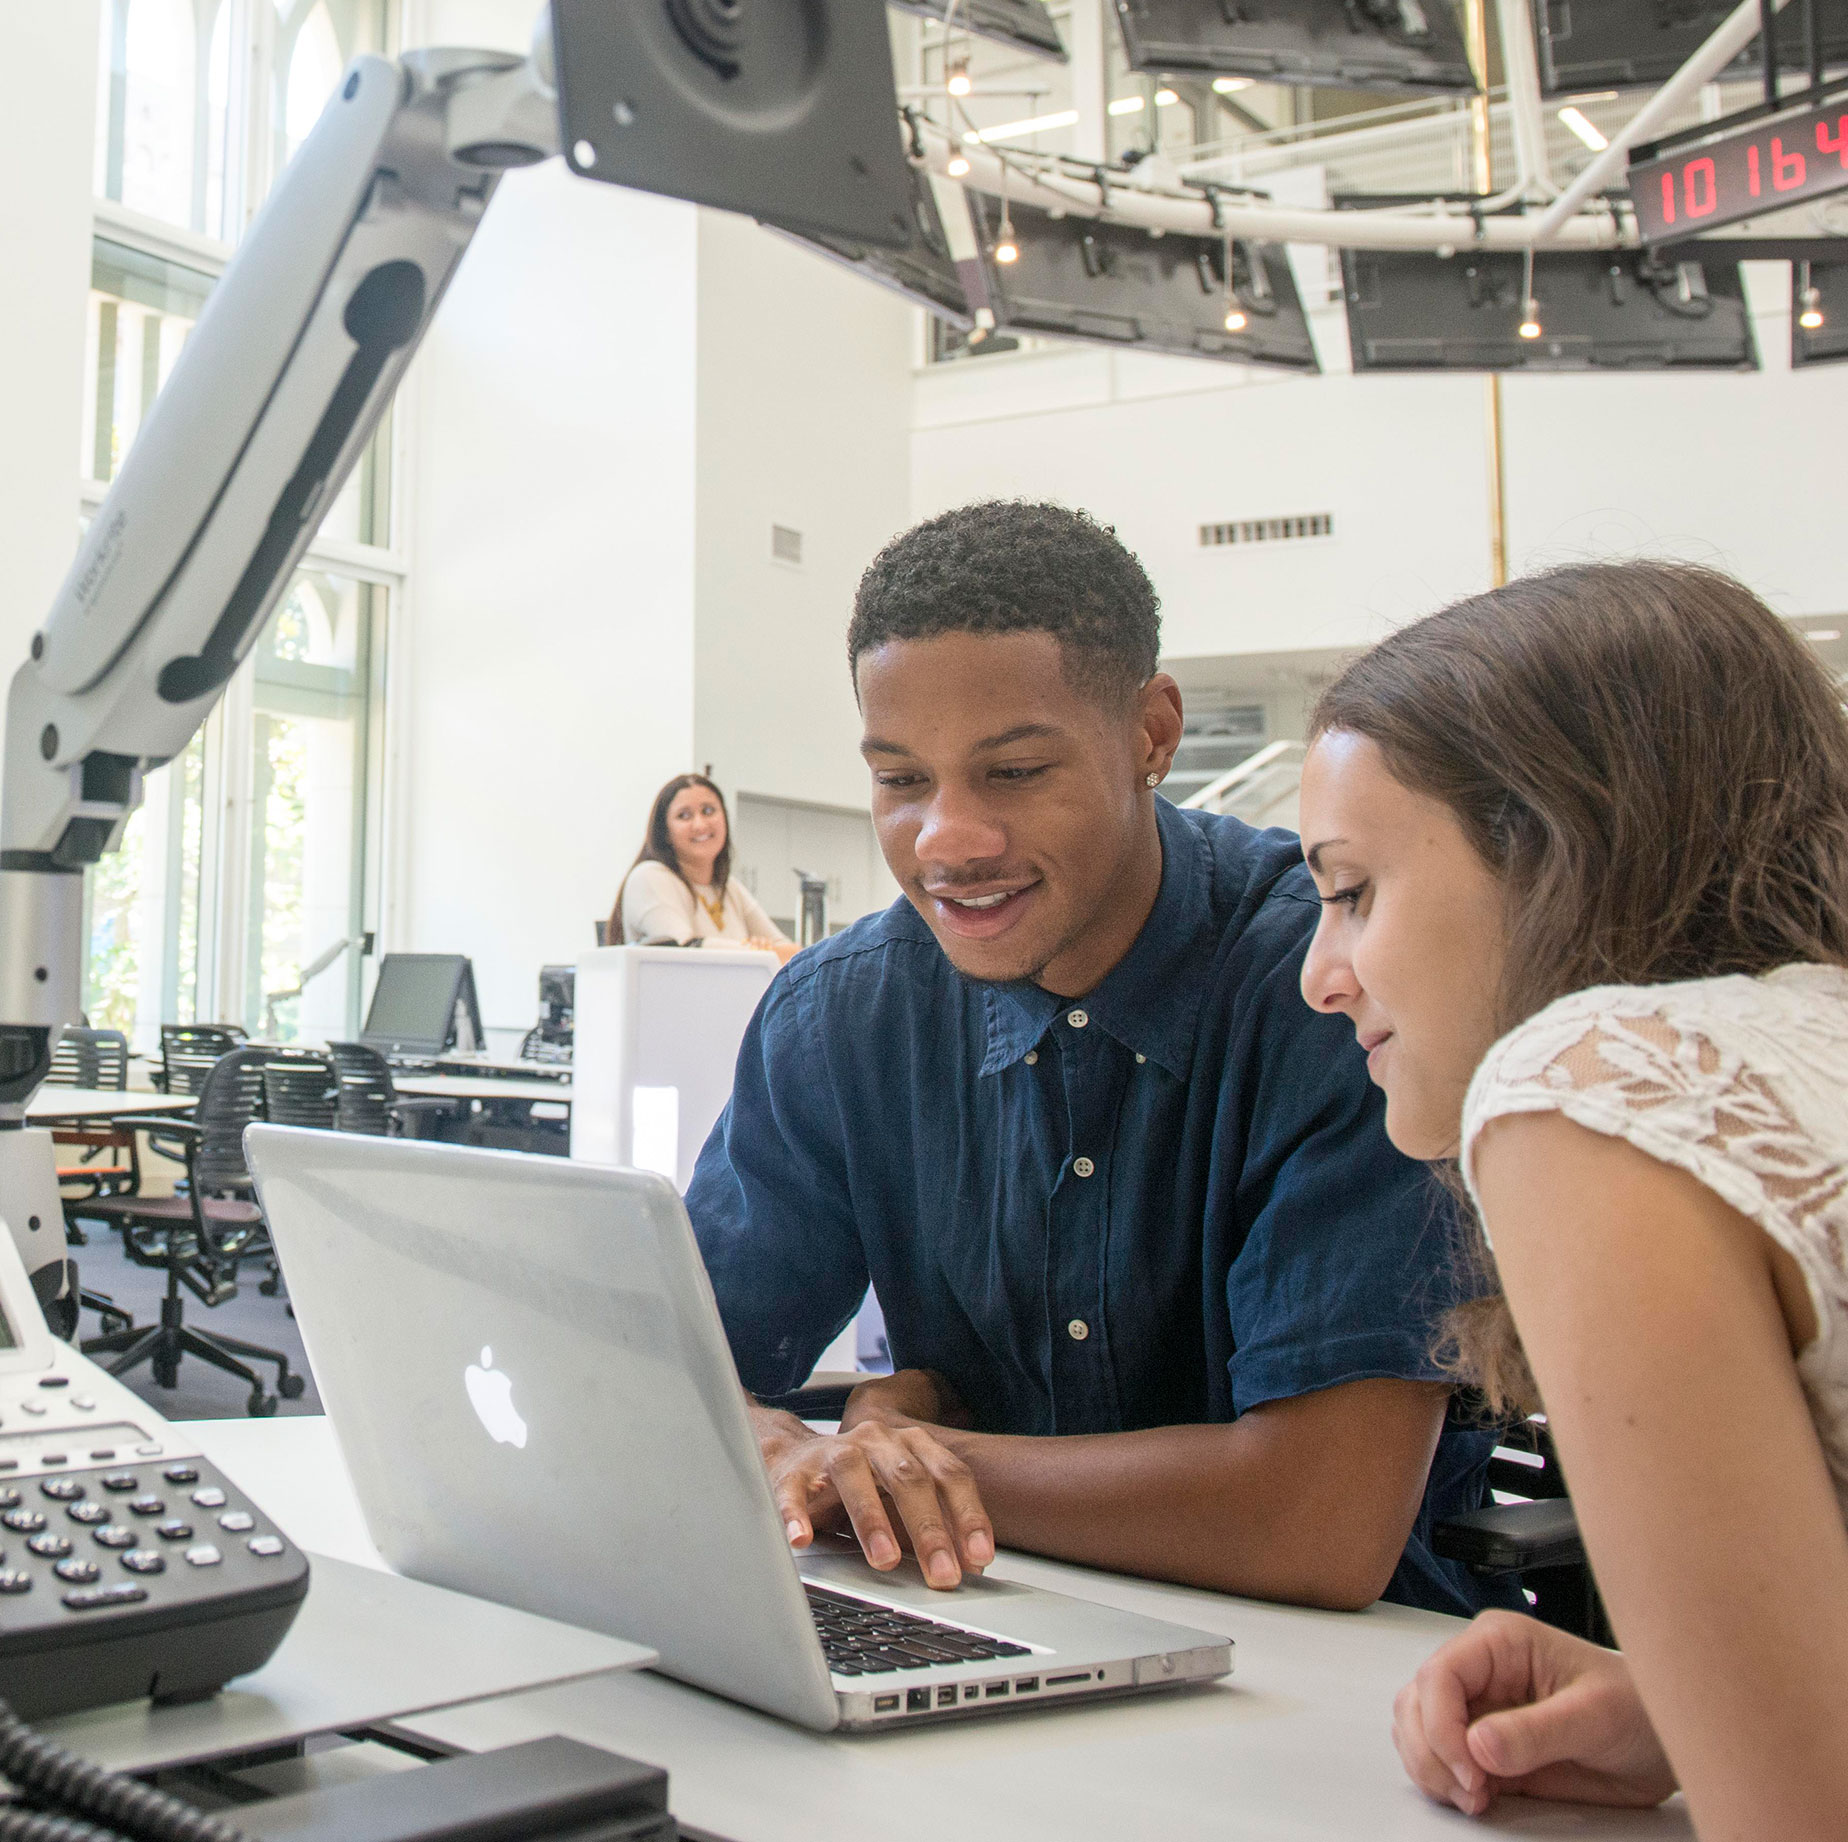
left=692, top=212, right=915, bottom=814
left=912, top=265, right=1848, bottom=674
left=396, top=21, right=917, bottom=1023
left=398, top=158, right=700, bottom=1028
left=915, top=354, right=1496, bottom=660
left=1503, top=296, right=1848, bottom=613
left=0, top=5, right=98, bottom=744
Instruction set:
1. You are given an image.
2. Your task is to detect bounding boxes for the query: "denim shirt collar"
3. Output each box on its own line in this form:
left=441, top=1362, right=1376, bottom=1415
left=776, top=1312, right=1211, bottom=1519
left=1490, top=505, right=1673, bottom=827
left=979, top=799, right=1216, bottom=1081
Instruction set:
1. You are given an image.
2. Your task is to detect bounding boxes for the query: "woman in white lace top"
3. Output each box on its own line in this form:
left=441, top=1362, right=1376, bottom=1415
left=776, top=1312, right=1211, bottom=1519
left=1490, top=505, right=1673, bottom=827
left=1295, top=560, right=1848, bottom=1838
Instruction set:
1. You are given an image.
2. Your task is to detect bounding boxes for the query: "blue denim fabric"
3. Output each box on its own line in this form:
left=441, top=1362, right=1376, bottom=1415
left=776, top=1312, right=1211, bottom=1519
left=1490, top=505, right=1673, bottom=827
left=688, top=799, right=1519, bottom=1618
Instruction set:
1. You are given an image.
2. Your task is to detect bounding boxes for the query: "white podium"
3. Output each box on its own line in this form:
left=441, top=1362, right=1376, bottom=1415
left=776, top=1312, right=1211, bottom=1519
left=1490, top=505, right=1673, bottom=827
left=569, top=945, right=779, bottom=1190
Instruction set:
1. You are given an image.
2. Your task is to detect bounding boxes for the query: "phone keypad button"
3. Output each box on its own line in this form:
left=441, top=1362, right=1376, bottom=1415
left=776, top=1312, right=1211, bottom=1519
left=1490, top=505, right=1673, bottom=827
left=63, top=1583, right=146, bottom=1610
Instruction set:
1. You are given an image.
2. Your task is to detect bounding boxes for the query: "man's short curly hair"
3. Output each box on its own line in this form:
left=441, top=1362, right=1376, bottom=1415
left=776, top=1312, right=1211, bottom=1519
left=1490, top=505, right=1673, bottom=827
left=848, top=501, right=1161, bottom=705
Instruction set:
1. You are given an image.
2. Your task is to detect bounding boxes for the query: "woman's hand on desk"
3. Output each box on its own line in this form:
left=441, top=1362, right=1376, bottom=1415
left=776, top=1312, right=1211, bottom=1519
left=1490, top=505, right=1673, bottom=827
left=745, top=936, right=800, bottom=964
left=1393, top=1610, right=1677, bottom=1817
left=747, top=1381, right=995, bottom=1592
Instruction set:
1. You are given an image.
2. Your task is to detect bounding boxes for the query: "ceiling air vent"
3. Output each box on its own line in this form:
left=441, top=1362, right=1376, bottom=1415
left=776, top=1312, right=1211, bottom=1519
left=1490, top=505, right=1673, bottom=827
left=771, top=524, right=803, bottom=566
left=1200, top=513, right=1333, bottom=548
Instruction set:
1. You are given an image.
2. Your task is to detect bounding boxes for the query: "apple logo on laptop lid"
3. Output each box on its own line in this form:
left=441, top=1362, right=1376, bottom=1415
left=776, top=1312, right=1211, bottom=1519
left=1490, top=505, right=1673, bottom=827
left=464, top=1346, right=528, bottom=1448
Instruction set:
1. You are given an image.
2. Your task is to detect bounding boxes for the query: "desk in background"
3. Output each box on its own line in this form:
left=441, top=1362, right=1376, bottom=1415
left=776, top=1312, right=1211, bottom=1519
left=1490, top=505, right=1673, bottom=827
left=189, top=1417, right=1693, bottom=1842
left=28, top=1089, right=197, bottom=1124
left=391, top=1072, right=573, bottom=1158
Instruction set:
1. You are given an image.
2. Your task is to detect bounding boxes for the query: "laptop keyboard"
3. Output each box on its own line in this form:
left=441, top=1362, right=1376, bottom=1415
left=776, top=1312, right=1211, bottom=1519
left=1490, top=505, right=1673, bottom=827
left=806, top=1583, right=1032, bottom=1676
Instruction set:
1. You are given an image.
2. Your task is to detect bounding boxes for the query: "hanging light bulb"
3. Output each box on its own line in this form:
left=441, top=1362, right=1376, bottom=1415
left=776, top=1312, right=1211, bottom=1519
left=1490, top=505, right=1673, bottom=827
left=947, top=152, right=970, bottom=177
left=1799, top=262, right=1825, bottom=330
left=947, top=63, right=972, bottom=96
left=1222, top=236, right=1246, bottom=332
left=995, top=173, right=1017, bottom=264
left=1516, top=249, right=1541, bottom=340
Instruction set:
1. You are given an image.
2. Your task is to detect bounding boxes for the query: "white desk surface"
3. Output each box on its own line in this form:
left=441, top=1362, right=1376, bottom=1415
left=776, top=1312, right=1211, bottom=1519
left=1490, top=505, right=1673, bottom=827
left=187, top=1418, right=1693, bottom=1842
left=29, top=1088, right=196, bottom=1123
left=392, top=1073, right=573, bottom=1103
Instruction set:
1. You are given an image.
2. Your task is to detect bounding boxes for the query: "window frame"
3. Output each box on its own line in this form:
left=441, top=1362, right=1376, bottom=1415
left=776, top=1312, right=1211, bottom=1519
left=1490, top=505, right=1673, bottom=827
left=80, top=0, right=405, bottom=1048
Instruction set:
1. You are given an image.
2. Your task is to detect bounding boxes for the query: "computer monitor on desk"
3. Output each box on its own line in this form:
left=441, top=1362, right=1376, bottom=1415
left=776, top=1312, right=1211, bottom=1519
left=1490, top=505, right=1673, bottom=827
left=361, top=953, right=483, bottom=1060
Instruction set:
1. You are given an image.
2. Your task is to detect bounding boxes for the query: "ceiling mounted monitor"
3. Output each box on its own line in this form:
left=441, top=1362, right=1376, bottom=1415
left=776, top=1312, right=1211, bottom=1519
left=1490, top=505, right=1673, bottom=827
left=968, top=191, right=1319, bottom=367
left=764, top=165, right=975, bottom=325
left=552, top=0, right=915, bottom=248
left=887, top=0, right=1068, bottom=60
left=1112, top=0, right=1476, bottom=92
left=1341, top=246, right=1758, bottom=370
left=1793, top=258, right=1848, bottom=365
left=1534, top=0, right=1848, bottom=95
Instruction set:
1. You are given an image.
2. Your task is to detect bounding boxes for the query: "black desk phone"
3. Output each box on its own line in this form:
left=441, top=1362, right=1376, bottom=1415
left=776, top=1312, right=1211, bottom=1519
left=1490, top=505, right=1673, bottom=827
left=0, top=1239, right=306, bottom=1720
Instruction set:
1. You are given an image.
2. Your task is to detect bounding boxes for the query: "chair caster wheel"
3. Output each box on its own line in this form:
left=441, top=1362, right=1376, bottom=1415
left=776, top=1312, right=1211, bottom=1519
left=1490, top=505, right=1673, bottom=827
left=279, top=1374, right=305, bottom=1399
left=248, top=1393, right=278, bottom=1418
left=258, top=1279, right=279, bottom=1297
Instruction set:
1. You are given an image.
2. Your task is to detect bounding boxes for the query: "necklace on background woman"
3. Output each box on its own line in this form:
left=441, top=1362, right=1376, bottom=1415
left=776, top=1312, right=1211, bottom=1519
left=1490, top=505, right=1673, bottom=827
left=695, top=884, right=725, bottom=931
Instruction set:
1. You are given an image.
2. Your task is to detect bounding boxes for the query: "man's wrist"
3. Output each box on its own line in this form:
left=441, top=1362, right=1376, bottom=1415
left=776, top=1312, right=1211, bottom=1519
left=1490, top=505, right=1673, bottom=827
left=841, top=1367, right=971, bottom=1432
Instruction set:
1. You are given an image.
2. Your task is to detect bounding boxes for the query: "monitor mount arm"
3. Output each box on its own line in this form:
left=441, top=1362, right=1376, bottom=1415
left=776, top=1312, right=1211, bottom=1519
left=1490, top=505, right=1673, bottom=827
left=0, top=30, right=558, bottom=1329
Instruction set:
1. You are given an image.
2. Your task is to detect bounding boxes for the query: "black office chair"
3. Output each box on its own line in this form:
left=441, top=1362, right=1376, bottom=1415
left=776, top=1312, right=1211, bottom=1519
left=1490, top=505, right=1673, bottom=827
left=152, top=1023, right=248, bottom=1096
left=36, top=1027, right=136, bottom=1335
left=326, top=1041, right=454, bottom=1139
left=248, top=1050, right=341, bottom=1298
left=1433, top=1415, right=1609, bottom=1644
left=146, top=1023, right=248, bottom=1175
left=74, top=1046, right=306, bottom=1416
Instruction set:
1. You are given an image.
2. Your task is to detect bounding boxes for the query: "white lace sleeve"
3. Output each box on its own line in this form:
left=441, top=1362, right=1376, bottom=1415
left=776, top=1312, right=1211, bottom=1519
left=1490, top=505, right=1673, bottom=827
left=1460, top=979, right=1847, bottom=1364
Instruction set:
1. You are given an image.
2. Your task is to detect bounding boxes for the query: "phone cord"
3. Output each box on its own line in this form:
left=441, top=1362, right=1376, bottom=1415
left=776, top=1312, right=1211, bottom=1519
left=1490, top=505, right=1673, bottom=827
left=0, top=1698, right=249, bottom=1842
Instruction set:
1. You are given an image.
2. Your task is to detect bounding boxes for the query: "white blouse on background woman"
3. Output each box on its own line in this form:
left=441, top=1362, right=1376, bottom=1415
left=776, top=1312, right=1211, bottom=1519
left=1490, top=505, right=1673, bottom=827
left=1461, top=962, right=1848, bottom=1520
left=619, top=859, right=789, bottom=947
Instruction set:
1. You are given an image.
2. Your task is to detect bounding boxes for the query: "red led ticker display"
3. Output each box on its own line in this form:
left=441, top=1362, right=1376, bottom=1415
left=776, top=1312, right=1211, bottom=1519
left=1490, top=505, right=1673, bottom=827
left=1629, top=94, right=1848, bottom=242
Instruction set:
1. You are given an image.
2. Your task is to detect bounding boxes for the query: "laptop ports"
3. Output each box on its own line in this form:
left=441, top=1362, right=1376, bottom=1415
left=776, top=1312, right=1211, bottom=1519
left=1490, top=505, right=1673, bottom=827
left=936, top=1686, right=958, bottom=1708
left=906, top=1688, right=931, bottom=1712
left=874, top=1694, right=901, bottom=1713
left=1015, top=1676, right=1039, bottom=1693
left=984, top=1681, right=1009, bottom=1697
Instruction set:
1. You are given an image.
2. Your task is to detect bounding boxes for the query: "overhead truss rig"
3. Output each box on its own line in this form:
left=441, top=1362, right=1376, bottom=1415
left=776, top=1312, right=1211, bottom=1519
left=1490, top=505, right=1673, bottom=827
left=912, top=0, right=1844, bottom=256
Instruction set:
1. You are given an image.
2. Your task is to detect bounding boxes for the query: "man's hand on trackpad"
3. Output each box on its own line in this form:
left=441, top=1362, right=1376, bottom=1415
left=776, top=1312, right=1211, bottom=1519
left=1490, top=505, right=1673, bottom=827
left=746, top=1375, right=994, bottom=1589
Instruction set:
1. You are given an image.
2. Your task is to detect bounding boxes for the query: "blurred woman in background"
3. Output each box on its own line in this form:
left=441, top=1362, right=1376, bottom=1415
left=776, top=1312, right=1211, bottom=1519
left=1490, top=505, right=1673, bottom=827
left=610, top=774, right=795, bottom=962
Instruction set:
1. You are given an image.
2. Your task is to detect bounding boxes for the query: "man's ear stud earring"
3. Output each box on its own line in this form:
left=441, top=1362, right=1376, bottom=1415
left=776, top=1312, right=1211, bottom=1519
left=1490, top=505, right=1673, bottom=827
left=1146, top=772, right=1161, bottom=788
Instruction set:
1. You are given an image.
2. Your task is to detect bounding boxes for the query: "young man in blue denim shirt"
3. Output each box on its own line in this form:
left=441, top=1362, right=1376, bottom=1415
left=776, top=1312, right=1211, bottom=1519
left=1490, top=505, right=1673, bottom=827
left=686, top=502, right=1513, bottom=1617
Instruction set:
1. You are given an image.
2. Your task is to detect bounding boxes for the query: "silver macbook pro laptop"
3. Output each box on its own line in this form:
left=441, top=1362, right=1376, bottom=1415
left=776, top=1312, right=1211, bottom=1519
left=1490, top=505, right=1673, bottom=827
left=244, top=1127, right=1232, bottom=1730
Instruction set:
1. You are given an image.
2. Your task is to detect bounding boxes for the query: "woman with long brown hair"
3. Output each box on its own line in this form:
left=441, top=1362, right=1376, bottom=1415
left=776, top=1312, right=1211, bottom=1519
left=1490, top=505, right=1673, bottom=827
left=609, top=774, right=794, bottom=961
left=1296, top=561, right=1848, bottom=1837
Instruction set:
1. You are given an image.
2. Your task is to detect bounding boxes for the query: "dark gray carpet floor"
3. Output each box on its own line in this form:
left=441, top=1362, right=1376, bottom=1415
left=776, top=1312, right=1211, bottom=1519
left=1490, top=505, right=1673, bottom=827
left=66, top=1220, right=323, bottom=1421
